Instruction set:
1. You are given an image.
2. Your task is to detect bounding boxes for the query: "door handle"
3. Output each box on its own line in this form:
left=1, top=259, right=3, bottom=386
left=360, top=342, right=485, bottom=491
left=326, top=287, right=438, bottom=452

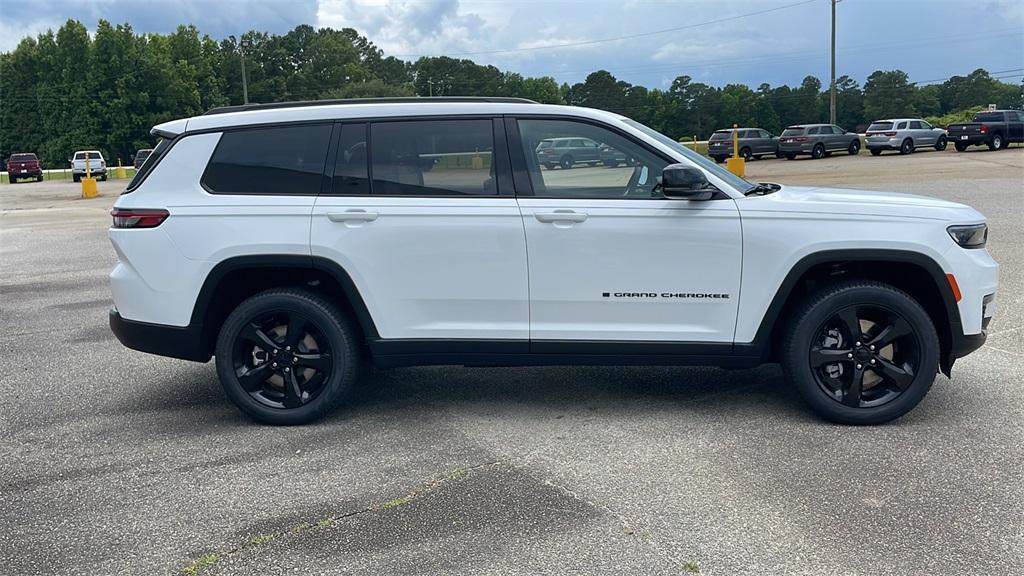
left=327, top=210, right=378, bottom=223
left=534, top=210, right=588, bottom=224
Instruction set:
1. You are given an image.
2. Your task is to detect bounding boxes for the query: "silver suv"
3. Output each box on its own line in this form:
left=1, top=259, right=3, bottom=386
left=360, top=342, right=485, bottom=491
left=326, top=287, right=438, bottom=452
left=865, top=119, right=948, bottom=156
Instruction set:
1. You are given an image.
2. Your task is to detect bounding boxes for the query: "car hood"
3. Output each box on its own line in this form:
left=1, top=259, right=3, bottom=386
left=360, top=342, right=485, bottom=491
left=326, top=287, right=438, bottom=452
left=738, top=185, right=983, bottom=222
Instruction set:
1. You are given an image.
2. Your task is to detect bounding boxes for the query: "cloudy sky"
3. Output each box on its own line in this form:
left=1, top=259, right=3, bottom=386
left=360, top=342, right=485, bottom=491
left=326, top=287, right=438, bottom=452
left=3, top=0, right=1022, bottom=89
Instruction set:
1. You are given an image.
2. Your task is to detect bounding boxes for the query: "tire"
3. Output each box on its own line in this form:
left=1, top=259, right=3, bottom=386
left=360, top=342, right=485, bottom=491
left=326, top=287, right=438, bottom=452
left=215, top=288, right=360, bottom=425
left=712, top=156, right=725, bottom=164
left=781, top=280, right=939, bottom=425
left=998, top=135, right=1009, bottom=149
left=100, top=173, right=107, bottom=181
left=848, top=140, right=860, bottom=155
left=8, top=176, right=15, bottom=184
left=559, top=155, right=574, bottom=169
left=954, top=142, right=967, bottom=152
left=603, top=160, right=619, bottom=168
left=870, top=148, right=883, bottom=156
left=899, top=138, right=913, bottom=155
left=987, top=133, right=1002, bottom=151
left=811, top=144, right=825, bottom=159
left=740, top=147, right=752, bottom=161
left=543, top=163, right=555, bottom=170
left=36, top=175, right=43, bottom=182
left=785, top=153, right=797, bottom=160
left=934, top=136, right=947, bottom=151
left=73, top=174, right=80, bottom=183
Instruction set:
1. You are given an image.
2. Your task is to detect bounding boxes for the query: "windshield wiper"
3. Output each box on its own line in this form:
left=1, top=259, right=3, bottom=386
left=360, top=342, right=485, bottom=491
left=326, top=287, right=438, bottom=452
left=744, top=182, right=778, bottom=196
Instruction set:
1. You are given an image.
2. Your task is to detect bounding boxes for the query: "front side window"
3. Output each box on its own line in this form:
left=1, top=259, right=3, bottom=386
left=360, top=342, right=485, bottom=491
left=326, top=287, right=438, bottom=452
left=909, top=121, right=923, bottom=129
left=202, top=124, right=332, bottom=195
left=518, top=118, right=669, bottom=199
left=370, top=119, right=496, bottom=196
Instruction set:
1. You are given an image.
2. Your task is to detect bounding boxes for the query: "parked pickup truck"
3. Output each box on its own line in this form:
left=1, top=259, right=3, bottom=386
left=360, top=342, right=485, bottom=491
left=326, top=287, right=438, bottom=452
left=947, top=110, right=1024, bottom=152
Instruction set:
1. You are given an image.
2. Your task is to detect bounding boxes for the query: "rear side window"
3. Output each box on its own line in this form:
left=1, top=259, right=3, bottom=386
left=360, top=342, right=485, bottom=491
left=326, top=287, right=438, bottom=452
left=202, top=124, right=332, bottom=195
left=807, top=127, right=820, bottom=135
left=369, top=119, right=496, bottom=196
left=973, top=112, right=1004, bottom=122
left=126, top=138, right=171, bottom=192
left=332, top=123, right=370, bottom=195
left=896, top=122, right=908, bottom=130
left=781, top=127, right=805, bottom=137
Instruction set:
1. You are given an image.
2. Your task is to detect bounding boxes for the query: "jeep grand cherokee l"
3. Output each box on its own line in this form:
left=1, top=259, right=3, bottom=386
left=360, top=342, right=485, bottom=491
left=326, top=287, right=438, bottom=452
left=108, top=97, right=998, bottom=426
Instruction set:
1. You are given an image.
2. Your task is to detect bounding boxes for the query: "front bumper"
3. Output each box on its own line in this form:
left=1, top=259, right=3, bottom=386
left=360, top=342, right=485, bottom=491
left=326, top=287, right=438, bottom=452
left=109, top=308, right=210, bottom=362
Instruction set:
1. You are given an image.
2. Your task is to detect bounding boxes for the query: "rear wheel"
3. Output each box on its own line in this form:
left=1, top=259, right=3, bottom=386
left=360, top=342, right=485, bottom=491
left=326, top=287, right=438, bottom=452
left=543, top=162, right=555, bottom=170
left=100, top=173, right=107, bottom=181
left=954, top=142, right=967, bottom=152
left=712, top=156, right=725, bottom=164
left=73, top=174, right=81, bottom=183
left=8, top=176, right=15, bottom=184
left=899, top=138, right=914, bottom=155
left=781, top=281, right=939, bottom=425
left=785, top=153, right=797, bottom=160
left=848, top=140, right=860, bottom=155
left=740, top=147, right=752, bottom=161
left=603, top=159, right=620, bottom=167
left=870, top=148, right=883, bottom=156
left=215, top=289, right=360, bottom=425
left=36, top=174, right=43, bottom=182
left=811, top=144, right=825, bottom=159
left=934, top=136, right=947, bottom=151
left=987, top=133, right=1002, bottom=151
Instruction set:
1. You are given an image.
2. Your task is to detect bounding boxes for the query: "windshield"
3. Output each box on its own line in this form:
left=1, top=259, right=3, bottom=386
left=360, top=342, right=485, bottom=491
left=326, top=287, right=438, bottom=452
left=867, top=122, right=893, bottom=131
left=622, top=119, right=751, bottom=193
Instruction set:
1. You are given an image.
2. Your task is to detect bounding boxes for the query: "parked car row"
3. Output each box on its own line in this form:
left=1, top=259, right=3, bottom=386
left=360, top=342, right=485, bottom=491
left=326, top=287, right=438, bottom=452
left=4, top=147, right=155, bottom=183
left=705, top=110, right=1022, bottom=163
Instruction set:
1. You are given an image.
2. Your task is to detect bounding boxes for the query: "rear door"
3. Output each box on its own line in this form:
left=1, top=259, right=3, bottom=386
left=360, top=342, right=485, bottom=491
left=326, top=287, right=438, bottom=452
left=510, top=116, right=742, bottom=345
left=310, top=118, right=529, bottom=342
left=1009, top=111, right=1024, bottom=142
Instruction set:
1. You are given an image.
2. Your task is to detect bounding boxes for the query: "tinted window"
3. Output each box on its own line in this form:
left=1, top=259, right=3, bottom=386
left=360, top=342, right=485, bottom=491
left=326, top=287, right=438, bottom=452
left=909, top=121, right=922, bottom=129
left=709, top=131, right=732, bottom=141
left=370, top=119, right=496, bottom=196
left=126, top=138, right=171, bottom=192
left=759, top=130, right=770, bottom=138
left=202, top=124, right=331, bottom=195
left=807, top=127, right=820, bottom=135
left=136, top=149, right=152, bottom=160
left=868, top=122, right=893, bottom=131
left=10, top=154, right=37, bottom=162
left=781, top=127, right=805, bottom=137
left=896, top=122, right=908, bottom=130
left=974, top=112, right=1004, bottom=122
left=332, top=123, right=370, bottom=195
left=518, top=118, right=669, bottom=199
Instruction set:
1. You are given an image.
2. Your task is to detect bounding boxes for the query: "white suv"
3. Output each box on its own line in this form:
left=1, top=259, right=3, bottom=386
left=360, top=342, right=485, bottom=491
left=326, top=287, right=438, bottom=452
left=108, top=97, right=998, bottom=425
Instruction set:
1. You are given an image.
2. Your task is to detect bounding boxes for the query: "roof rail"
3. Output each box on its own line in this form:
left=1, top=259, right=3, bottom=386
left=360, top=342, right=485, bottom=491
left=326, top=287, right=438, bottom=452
left=203, top=96, right=539, bottom=116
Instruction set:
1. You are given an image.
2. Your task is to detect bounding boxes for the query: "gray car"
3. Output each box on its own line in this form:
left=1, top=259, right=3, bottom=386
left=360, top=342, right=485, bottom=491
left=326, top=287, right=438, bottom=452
left=777, top=124, right=860, bottom=160
left=535, top=137, right=603, bottom=169
left=707, top=128, right=779, bottom=163
left=865, top=118, right=948, bottom=155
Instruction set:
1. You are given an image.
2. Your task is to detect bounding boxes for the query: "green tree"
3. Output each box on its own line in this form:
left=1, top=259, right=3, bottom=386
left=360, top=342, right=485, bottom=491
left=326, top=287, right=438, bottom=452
left=863, top=69, right=917, bottom=120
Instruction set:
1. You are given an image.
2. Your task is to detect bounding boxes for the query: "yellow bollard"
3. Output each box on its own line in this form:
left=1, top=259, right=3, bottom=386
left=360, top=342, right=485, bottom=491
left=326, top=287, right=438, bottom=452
left=726, top=123, right=745, bottom=177
left=81, top=154, right=98, bottom=198
left=115, top=158, right=126, bottom=179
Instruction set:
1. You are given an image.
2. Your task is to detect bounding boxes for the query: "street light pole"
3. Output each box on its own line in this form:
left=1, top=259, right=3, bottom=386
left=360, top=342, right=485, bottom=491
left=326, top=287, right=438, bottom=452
left=830, top=0, right=837, bottom=124
left=240, top=38, right=250, bottom=105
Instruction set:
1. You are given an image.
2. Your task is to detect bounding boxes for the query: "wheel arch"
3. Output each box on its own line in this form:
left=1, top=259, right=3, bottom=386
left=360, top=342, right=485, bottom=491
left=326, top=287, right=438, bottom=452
left=191, top=255, right=378, bottom=359
left=743, top=249, right=961, bottom=374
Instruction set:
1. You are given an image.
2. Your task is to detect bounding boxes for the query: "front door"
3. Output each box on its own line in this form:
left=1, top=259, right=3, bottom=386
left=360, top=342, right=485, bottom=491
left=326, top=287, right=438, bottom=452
left=511, top=117, right=743, bottom=345
left=311, top=118, right=529, bottom=342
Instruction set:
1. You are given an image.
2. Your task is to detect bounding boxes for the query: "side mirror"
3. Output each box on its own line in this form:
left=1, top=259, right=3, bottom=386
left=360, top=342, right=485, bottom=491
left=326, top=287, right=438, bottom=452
left=661, top=164, right=713, bottom=200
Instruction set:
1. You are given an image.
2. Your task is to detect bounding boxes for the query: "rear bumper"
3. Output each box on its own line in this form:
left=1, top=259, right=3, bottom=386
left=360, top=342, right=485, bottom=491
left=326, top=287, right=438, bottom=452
left=950, top=134, right=987, bottom=145
left=109, top=308, right=210, bottom=362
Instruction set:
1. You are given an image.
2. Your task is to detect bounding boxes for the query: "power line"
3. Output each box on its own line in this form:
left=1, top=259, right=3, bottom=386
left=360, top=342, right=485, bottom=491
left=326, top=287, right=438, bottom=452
left=392, top=0, right=819, bottom=58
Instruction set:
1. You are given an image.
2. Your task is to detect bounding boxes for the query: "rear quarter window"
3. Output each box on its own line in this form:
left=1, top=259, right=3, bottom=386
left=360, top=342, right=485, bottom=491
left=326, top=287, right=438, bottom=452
left=202, top=124, right=332, bottom=195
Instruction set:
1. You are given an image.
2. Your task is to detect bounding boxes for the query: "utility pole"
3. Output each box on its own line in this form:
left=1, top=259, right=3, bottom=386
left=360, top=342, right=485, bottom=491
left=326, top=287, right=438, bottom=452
left=240, top=38, right=250, bottom=105
left=427, top=78, right=434, bottom=97
left=830, top=0, right=837, bottom=124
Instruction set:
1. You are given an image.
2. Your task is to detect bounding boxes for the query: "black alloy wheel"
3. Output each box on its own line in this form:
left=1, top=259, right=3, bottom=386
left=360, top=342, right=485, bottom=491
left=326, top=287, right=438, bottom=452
left=934, top=136, right=947, bottom=151
left=808, top=304, right=920, bottom=409
left=811, top=144, right=825, bottom=159
left=231, top=310, right=333, bottom=410
left=900, top=138, right=914, bottom=155
left=848, top=139, right=860, bottom=155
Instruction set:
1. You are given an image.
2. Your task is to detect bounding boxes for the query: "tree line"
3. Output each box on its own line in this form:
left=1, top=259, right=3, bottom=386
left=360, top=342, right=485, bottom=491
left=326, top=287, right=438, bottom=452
left=2, top=19, right=1021, bottom=167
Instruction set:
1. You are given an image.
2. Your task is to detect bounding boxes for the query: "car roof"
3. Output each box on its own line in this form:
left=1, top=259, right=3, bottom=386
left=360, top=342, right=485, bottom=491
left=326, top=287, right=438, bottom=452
left=74, top=150, right=103, bottom=154
left=154, top=98, right=628, bottom=137
left=873, top=118, right=920, bottom=123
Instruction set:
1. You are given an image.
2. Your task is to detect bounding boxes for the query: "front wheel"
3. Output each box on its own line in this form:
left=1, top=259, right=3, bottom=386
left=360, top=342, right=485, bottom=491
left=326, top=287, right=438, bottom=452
left=559, top=155, right=574, bottom=169
left=215, top=289, right=360, bottom=425
left=934, top=136, right=947, bottom=151
left=781, top=281, right=939, bottom=425
left=848, top=140, right=860, bottom=155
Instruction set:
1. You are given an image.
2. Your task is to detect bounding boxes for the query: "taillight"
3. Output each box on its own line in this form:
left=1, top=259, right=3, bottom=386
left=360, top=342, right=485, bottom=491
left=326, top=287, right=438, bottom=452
left=795, top=137, right=808, bottom=142
left=111, top=208, right=169, bottom=229
left=883, top=132, right=897, bottom=137
left=979, top=125, right=988, bottom=134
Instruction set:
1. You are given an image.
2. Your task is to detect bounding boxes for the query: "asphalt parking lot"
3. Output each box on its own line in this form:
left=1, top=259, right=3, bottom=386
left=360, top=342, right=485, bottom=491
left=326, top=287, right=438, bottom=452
left=1, top=147, right=1022, bottom=576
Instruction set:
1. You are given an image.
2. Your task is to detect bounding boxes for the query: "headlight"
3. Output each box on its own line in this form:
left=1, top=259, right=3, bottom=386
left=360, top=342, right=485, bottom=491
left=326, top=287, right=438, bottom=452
left=947, top=223, right=988, bottom=249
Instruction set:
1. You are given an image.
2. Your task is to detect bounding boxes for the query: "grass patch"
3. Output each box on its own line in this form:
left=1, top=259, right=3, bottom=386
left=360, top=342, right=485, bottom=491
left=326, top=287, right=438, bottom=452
left=382, top=495, right=414, bottom=509
left=316, top=517, right=335, bottom=528
left=248, top=534, right=275, bottom=546
left=181, top=553, right=219, bottom=575
left=681, top=561, right=701, bottom=573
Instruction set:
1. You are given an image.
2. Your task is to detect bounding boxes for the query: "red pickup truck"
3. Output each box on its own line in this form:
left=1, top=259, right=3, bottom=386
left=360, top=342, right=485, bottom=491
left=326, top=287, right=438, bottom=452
left=947, top=110, right=1024, bottom=152
left=6, top=153, right=43, bottom=183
